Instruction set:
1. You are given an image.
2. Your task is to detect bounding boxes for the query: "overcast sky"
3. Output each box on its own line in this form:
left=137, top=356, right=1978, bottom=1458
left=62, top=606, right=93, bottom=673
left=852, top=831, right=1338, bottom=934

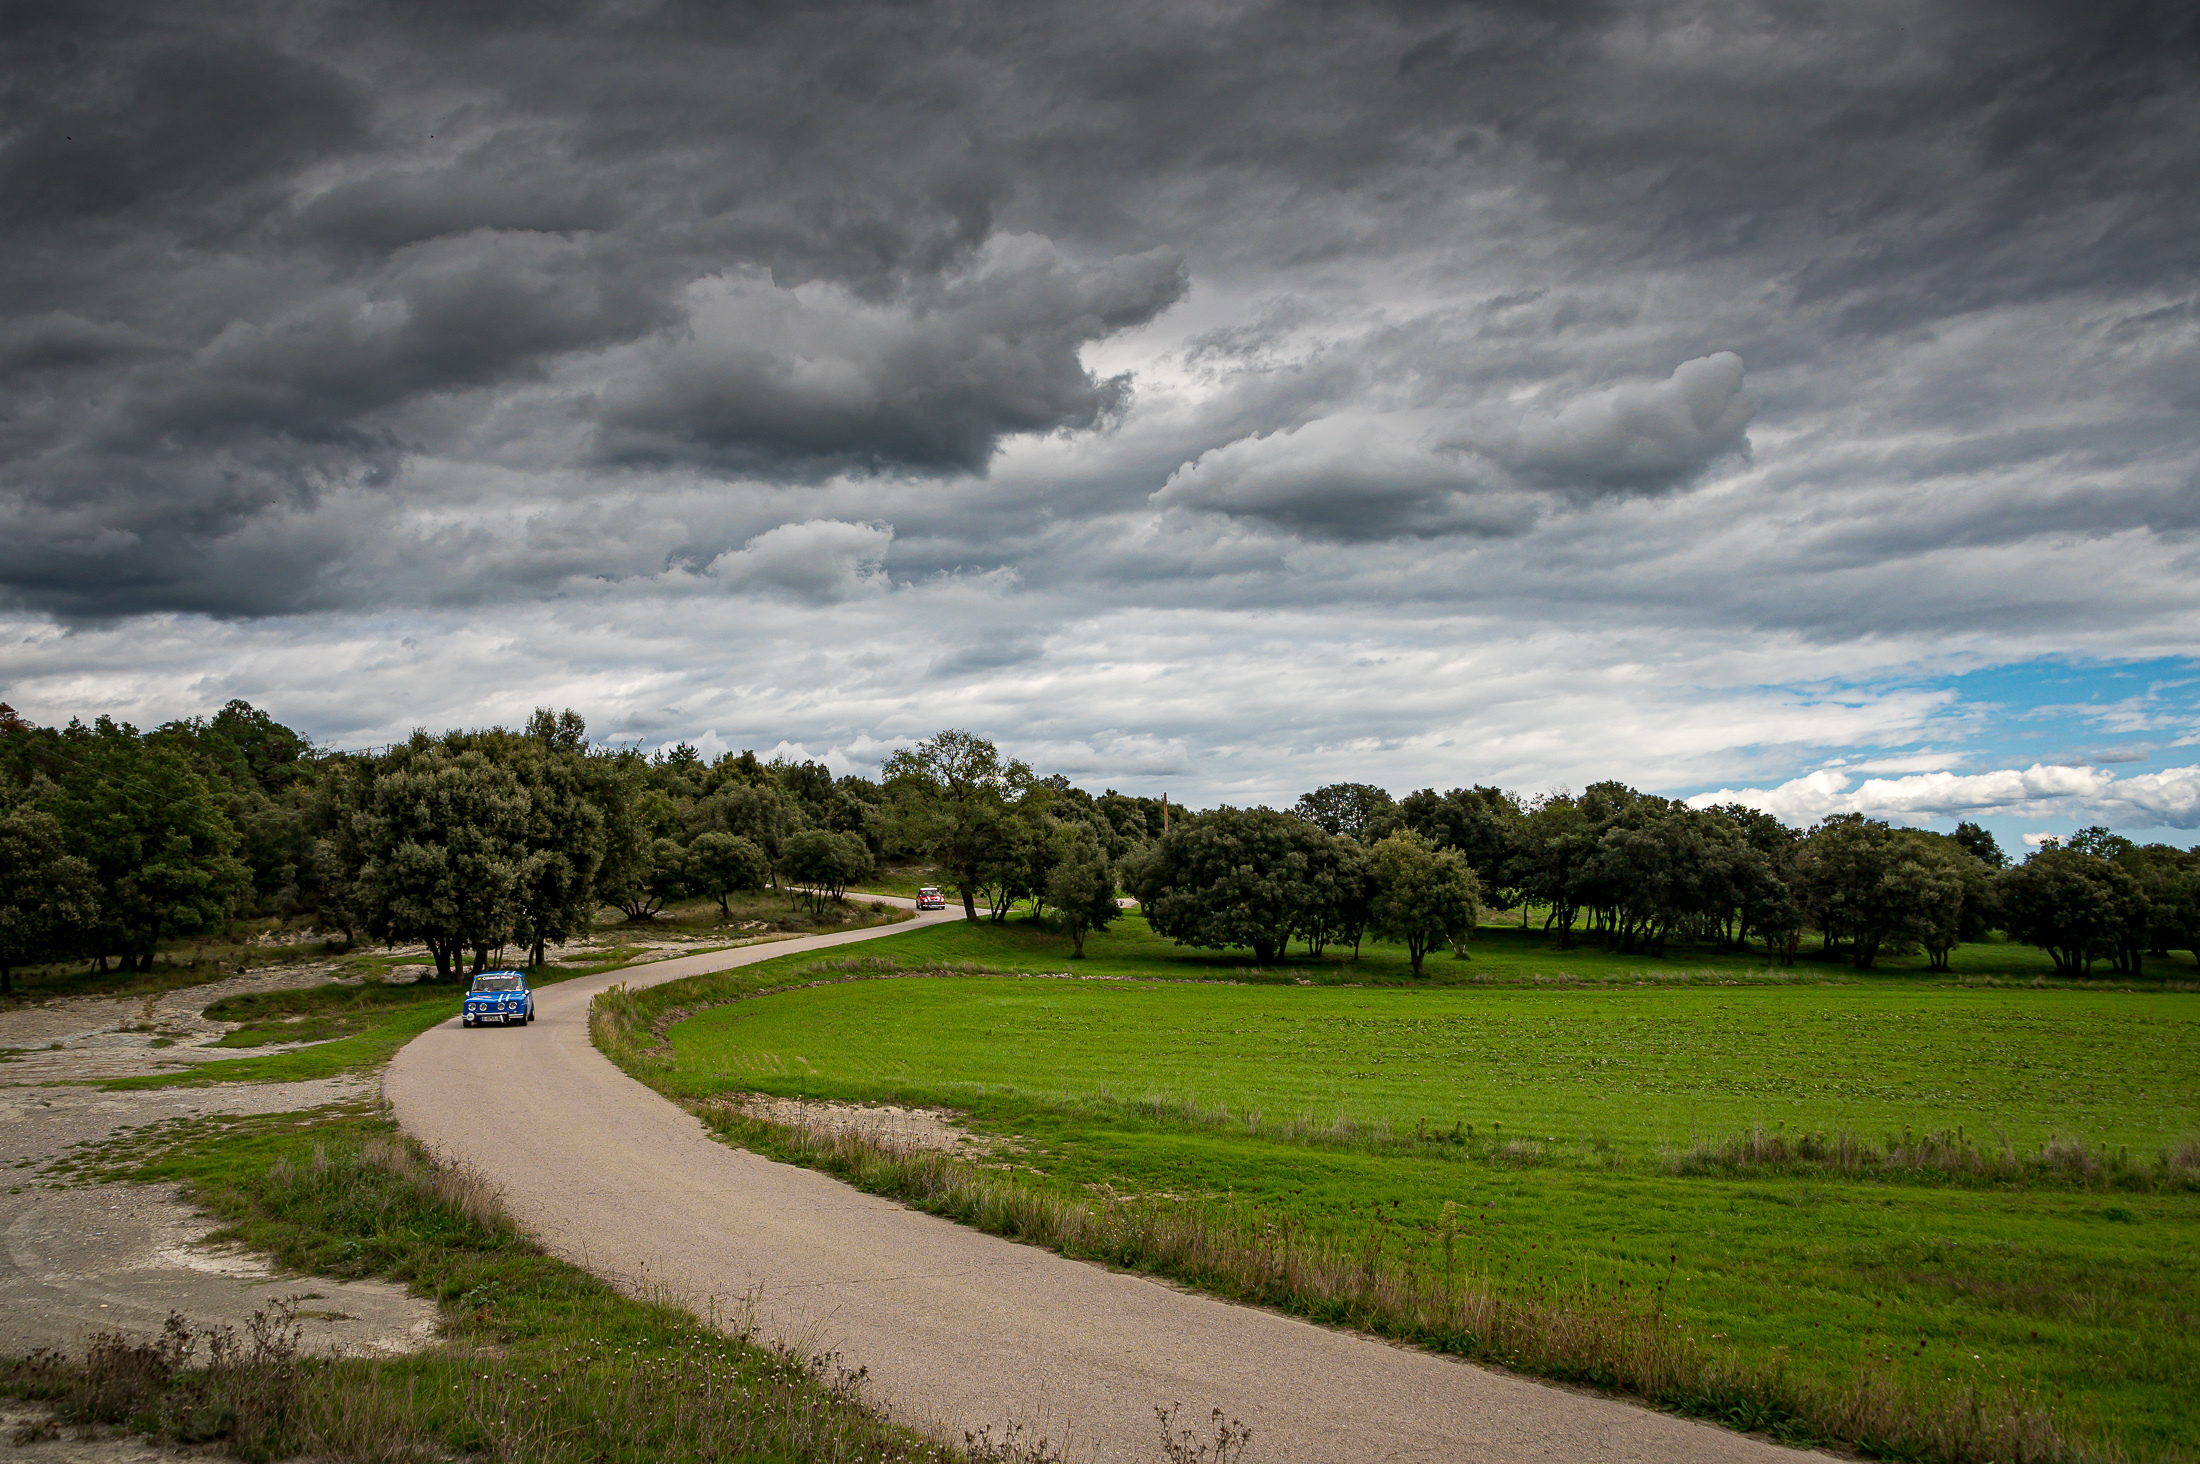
left=2, top=0, right=2196, bottom=844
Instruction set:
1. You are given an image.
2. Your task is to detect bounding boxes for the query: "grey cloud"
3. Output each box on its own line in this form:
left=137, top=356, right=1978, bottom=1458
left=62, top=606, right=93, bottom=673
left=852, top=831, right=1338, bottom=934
left=0, top=34, right=366, bottom=232
left=0, top=313, right=165, bottom=377
left=593, top=239, right=1186, bottom=478
left=0, top=0, right=2193, bottom=647
left=1496, top=353, right=1756, bottom=493
left=705, top=518, right=894, bottom=605
left=1151, top=354, right=1752, bottom=539
left=1152, top=415, right=1537, bottom=540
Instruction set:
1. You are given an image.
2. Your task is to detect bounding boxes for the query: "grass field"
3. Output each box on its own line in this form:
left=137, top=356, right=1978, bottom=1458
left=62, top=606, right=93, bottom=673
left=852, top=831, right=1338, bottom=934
left=618, top=913, right=2200, bottom=1459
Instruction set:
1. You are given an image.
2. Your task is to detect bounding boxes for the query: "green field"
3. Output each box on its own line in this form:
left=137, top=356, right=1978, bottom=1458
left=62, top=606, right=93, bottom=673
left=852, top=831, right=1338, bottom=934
left=634, top=915, right=2200, bottom=1457
left=672, top=977, right=2198, bottom=1159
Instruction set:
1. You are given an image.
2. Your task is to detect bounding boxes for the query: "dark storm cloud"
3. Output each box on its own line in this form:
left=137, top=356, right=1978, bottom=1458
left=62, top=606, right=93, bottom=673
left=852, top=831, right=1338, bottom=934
left=0, top=0, right=2195, bottom=620
left=592, top=241, right=1187, bottom=479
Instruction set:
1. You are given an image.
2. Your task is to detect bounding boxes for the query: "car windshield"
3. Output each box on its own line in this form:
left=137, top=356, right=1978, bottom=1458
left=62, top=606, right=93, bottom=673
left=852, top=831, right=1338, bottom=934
left=471, top=974, right=521, bottom=992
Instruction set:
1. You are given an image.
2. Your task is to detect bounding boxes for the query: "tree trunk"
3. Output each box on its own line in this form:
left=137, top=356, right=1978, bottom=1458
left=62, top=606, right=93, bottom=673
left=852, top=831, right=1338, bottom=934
left=961, top=885, right=979, bottom=921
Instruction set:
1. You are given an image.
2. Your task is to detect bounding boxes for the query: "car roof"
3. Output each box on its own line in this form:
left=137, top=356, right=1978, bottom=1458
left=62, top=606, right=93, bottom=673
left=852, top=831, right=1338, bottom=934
left=478, top=969, right=528, bottom=979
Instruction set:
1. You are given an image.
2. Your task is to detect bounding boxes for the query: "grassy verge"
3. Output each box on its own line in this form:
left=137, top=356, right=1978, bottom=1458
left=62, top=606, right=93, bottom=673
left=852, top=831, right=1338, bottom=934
left=697, top=1105, right=2107, bottom=1464
left=591, top=917, right=2200, bottom=1462
left=4, top=1104, right=1001, bottom=1464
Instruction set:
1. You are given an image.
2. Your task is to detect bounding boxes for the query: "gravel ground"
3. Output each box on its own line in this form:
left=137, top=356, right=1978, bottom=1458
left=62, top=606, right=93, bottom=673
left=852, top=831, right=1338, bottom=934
left=0, top=1077, right=437, bottom=1363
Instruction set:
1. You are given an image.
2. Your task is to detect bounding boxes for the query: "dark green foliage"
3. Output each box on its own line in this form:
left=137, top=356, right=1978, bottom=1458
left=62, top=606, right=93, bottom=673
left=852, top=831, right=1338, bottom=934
left=0, top=801, right=100, bottom=991
left=781, top=828, right=875, bottom=912
left=37, top=722, right=252, bottom=970
left=342, top=739, right=531, bottom=978
left=688, top=781, right=799, bottom=882
left=1042, top=828, right=1118, bottom=957
left=1135, top=806, right=1338, bottom=964
left=1095, top=790, right=1168, bottom=852
left=1290, top=782, right=1401, bottom=841
left=1995, top=844, right=2149, bottom=975
left=1399, top=785, right=1523, bottom=908
left=1953, top=819, right=2007, bottom=869
left=1365, top=830, right=1480, bottom=975
left=1292, top=832, right=1369, bottom=959
left=688, top=830, right=771, bottom=915
left=883, top=729, right=1033, bottom=920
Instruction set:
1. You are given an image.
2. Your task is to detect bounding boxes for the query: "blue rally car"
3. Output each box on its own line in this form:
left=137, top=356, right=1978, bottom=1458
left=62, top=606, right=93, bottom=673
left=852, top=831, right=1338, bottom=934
left=463, top=970, right=535, bottom=1027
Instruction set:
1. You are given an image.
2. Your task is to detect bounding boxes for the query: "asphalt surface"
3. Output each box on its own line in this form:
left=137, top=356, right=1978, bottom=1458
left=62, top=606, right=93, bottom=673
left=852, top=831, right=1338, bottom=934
left=386, top=902, right=1828, bottom=1464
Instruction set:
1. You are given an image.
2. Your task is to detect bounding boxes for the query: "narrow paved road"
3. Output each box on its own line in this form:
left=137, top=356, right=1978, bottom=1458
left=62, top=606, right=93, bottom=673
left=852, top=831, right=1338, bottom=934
left=387, top=904, right=1825, bottom=1464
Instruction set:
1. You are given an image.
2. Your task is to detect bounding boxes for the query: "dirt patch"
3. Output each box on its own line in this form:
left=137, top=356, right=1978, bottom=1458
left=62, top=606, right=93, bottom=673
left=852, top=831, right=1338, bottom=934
left=0, top=1179, right=437, bottom=1362
left=0, top=1405, right=226, bottom=1463
left=698, top=1093, right=996, bottom=1154
left=0, top=1077, right=436, bottom=1367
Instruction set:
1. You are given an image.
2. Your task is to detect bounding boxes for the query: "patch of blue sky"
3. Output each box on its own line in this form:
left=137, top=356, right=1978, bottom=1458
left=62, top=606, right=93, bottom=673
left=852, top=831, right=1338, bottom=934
left=1664, top=656, right=2200, bottom=850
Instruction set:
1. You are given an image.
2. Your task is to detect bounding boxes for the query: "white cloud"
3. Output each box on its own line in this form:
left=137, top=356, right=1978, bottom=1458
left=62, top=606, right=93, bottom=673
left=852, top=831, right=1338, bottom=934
left=1689, top=763, right=2200, bottom=830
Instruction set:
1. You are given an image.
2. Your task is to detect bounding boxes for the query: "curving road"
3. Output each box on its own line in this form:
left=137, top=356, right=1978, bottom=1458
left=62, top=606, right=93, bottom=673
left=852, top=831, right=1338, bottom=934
left=387, top=901, right=1826, bottom=1464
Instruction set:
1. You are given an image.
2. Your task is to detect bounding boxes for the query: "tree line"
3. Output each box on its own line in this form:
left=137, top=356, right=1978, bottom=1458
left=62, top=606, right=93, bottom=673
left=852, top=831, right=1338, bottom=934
left=1209, top=779, right=2199, bottom=976
left=3, top=708, right=2194, bottom=990
left=0, top=709, right=1157, bottom=987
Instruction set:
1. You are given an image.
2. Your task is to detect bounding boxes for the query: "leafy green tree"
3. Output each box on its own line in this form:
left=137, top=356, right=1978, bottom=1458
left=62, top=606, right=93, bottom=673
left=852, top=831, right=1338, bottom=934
left=503, top=710, right=610, bottom=966
left=978, top=795, right=1064, bottom=921
left=1366, top=831, right=1481, bottom=976
left=2062, top=830, right=2193, bottom=974
left=1284, top=831, right=1368, bottom=958
left=1705, top=804, right=1802, bottom=956
left=691, top=782, right=800, bottom=886
left=1513, top=793, right=1594, bottom=948
left=1792, top=815, right=1978, bottom=969
left=1044, top=829, right=1119, bottom=957
left=2126, top=843, right=2200, bottom=965
left=1885, top=831, right=1987, bottom=972
left=349, top=740, right=532, bottom=979
left=41, top=721, right=251, bottom=970
left=0, top=802, right=100, bottom=992
left=688, top=831, right=771, bottom=916
left=143, top=700, right=320, bottom=916
left=781, top=828, right=875, bottom=913
left=1400, top=785, right=1524, bottom=914
left=1291, top=783, right=1401, bottom=842
left=883, top=730, right=1031, bottom=921
left=599, top=780, right=684, bottom=921
left=1134, top=807, right=1329, bottom=964
left=1995, top=845, right=2146, bottom=975
left=649, top=741, right=708, bottom=800
left=1095, top=791, right=1167, bottom=856
left=1952, top=820, right=2007, bottom=869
